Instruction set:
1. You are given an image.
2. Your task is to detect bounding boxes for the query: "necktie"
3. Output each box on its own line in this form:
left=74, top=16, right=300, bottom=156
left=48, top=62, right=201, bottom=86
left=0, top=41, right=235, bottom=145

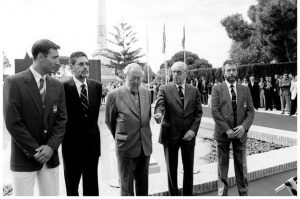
left=230, top=85, right=237, bottom=127
left=39, top=78, right=45, bottom=105
left=178, top=85, right=184, bottom=106
left=80, top=84, right=89, bottom=118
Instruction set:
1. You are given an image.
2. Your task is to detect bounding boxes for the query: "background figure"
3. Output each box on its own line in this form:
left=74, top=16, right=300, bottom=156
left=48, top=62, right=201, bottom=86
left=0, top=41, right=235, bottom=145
left=201, top=77, right=208, bottom=105
left=101, top=84, right=107, bottom=103
left=211, top=60, right=255, bottom=196
left=290, top=76, right=297, bottom=115
left=248, top=75, right=260, bottom=110
left=241, top=78, right=248, bottom=86
left=62, top=51, right=102, bottom=196
left=264, top=76, right=273, bottom=111
left=3, top=39, right=67, bottom=196
left=105, top=63, right=152, bottom=196
left=154, top=61, right=203, bottom=196
left=207, top=80, right=213, bottom=107
left=279, top=73, right=291, bottom=115
left=259, top=77, right=266, bottom=108
left=273, top=74, right=281, bottom=110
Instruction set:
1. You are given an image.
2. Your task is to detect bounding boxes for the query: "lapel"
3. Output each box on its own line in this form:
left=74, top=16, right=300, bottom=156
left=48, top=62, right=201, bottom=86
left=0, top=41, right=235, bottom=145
left=221, top=82, right=232, bottom=110
left=139, top=87, right=147, bottom=119
left=87, top=79, right=95, bottom=116
left=184, top=84, right=191, bottom=110
left=236, top=83, right=243, bottom=109
left=120, top=86, right=140, bottom=118
left=170, top=83, right=183, bottom=107
left=43, top=75, right=55, bottom=123
left=68, top=77, right=81, bottom=105
left=25, top=69, right=44, bottom=117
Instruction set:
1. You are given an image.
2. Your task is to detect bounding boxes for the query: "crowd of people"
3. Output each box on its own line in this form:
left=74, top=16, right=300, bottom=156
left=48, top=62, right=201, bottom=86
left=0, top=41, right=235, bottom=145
left=2, top=38, right=296, bottom=197
left=174, top=73, right=297, bottom=116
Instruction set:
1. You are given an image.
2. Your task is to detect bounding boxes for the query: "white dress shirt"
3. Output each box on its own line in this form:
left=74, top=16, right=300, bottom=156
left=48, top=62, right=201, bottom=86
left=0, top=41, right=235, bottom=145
left=225, top=80, right=237, bottom=101
left=30, top=66, right=46, bottom=92
left=73, top=76, right=88, bottom=97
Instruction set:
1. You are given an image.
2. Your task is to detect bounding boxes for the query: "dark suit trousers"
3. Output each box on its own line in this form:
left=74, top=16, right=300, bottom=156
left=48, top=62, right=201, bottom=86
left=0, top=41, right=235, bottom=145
left=117, top=152, right=150, bottom=196
left=164, top=140, right=195, bottom=196
left=63, top=153, right=99, bottom=196
left=217, top=139, right=248, bottom=196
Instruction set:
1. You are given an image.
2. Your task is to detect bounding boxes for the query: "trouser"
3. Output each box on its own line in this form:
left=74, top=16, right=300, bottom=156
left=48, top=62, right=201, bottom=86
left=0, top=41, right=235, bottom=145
left=217, top=139, right=248, bottom=196
left=164, top=140, right=195, bottom=196
left=280, top=95, right=291, bottom=113
left=259, top=89, right=265, bottom=108
left=63, top=154, right=99, bottom=196
left=290, top=96, right=297, bottom=115
left=12, top=164, right=59, bottom=196
left=117, top=152, right=150, bottom=196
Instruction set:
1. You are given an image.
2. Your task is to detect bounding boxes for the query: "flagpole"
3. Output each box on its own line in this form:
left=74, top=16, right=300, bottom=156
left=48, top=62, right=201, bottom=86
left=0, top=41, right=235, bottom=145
left=182, top=25, right=186, bottom=64
left=162, top=24, right=168, bottom=84
left=145, top=21, right=150, bottom=89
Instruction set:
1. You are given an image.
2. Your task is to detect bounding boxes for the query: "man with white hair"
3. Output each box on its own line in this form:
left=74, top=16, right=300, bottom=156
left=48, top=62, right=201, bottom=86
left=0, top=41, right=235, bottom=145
left=154, top=61, right=203, bottom=196
left=105, top=63, right=152, bottom=196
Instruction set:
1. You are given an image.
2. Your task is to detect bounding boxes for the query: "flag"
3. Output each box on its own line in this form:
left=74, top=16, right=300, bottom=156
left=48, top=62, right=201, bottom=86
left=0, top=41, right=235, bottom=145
left=162, top=24, right=166, bottom=54
left=182, top=25, right=185, bottom=50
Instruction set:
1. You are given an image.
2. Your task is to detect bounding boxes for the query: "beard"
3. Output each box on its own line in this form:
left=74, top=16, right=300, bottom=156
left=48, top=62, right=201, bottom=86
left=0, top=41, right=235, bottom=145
left=225, top=75, right=237, bottom=84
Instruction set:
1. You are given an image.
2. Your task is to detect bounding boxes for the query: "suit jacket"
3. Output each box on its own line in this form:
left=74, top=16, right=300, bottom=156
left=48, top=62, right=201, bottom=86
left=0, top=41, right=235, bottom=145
left=105, top=85, right=152, bottom=158
left=154, top=83, right=203, bottom=145
left=211, top=82, right=255, bottom=143
left=279, top=79, right=291, bottom=96
left=248, top=81, right=260, bottom=108
left=62, top=78, right=102, bottom=157
left=3, top=69, right=67, bottom=171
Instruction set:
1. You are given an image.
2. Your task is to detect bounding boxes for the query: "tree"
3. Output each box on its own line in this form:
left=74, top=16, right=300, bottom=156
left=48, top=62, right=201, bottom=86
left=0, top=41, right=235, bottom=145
left=221, top=0, right=297, bottom=64
left=101, top=22, right=145, bottom=74
left=3, top=52, right=11, bottom=68
left=254, top=0, right=297, bottom=62
left=160, top=51, right=212, bottom=70
left=156, top=51, right=212, bottom=83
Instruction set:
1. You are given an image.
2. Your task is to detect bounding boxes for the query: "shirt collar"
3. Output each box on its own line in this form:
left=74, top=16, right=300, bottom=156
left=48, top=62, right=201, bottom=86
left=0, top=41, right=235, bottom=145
left=73, top=76, right=87, bottom=89
left=30, top=66, right=46, bottom=84
left=225, top=80, right=236, bottom=90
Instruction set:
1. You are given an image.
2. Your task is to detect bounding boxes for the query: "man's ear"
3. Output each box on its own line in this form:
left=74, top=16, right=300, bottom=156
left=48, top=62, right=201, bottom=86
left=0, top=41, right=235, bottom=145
left=36, top=53, right=46, bottom=61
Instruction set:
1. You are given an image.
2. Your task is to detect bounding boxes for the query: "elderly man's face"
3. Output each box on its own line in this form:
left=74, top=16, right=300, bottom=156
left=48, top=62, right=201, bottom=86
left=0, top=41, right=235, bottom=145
left=171, top=63, right=187, bottom=85
left=127, top=69, right=143, bottom=89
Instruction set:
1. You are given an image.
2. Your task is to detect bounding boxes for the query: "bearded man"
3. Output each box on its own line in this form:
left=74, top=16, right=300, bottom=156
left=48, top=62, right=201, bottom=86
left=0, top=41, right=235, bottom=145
left=211, top=60, right=255, bottom=196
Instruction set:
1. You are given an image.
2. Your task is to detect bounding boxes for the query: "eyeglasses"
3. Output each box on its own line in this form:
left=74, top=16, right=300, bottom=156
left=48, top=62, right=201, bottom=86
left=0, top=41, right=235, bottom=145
left=172, top=70, right=184, bottom=75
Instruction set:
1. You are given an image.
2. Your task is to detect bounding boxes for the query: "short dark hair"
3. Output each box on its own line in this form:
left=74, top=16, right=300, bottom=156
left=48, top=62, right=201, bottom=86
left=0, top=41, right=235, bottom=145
left=222, top=59, right=237, bottom=73
left=69, top=51, right=88, bottom=65
left=31, top=39, right=60, bottom=60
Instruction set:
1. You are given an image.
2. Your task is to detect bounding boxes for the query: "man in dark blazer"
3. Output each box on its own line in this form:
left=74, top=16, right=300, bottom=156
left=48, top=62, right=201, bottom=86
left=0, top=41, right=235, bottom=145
left=248, top=75, right=260, bottom=110
left=211, top=60, right=255, bottom=196
left=3, top=39, right=67, bottom=196
left=154, top=61, right=203, bottom=196
left=62, top=51, right=102, bottom=196
left=105, top=63, right=152, bottom=196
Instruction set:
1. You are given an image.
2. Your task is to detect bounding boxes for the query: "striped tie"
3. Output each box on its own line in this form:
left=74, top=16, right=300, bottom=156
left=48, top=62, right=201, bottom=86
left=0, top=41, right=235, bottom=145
left=39, top=77, right=45, bottom=105
left=178, top=85, right=184, bottom=106
left=80, top=84, right=89, bottom=118
left=230, top=85, right=237, bottom=127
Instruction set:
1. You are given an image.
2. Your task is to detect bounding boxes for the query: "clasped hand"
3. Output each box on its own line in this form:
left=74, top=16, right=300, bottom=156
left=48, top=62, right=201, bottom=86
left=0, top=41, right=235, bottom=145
left=226, top=125, right=246, bottom=139
left=33, top=145, right=54, bottom=164
left=154, top=112, right=162, bottom=124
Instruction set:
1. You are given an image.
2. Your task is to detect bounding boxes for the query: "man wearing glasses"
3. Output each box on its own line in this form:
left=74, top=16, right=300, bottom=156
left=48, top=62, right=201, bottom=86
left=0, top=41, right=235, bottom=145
left=154, top=61, right=203, bottom=196
left=105, top=63, right=152, bottom=196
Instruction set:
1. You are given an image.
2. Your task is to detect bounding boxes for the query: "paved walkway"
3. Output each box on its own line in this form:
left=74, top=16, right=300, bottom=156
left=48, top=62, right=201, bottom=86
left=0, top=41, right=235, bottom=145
left=202, top=106, right=297, bottom=132
left=196, top=169, right=297, bottom=196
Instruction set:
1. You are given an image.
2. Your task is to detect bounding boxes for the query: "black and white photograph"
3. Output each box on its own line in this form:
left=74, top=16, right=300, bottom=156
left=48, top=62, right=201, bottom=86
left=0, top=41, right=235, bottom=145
left=2, top=0, right=297, bottom=196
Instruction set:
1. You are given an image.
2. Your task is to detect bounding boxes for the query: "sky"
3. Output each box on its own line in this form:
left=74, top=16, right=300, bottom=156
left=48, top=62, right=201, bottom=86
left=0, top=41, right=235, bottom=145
left=1, top=0, right=257, bottom=74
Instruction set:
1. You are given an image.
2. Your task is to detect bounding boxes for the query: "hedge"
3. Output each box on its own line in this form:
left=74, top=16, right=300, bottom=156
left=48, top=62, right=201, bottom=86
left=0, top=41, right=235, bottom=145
left=187, top=62, right=297, bottom=82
